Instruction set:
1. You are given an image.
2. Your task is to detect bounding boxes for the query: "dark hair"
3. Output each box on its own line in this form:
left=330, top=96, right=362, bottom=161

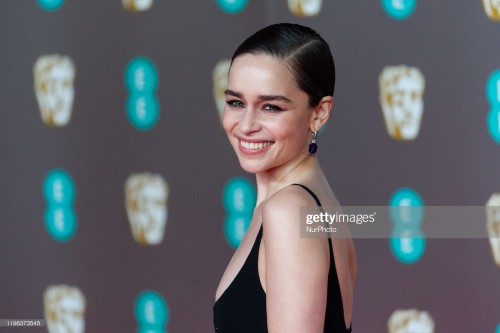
left=231, top=23, right=335, bottom=107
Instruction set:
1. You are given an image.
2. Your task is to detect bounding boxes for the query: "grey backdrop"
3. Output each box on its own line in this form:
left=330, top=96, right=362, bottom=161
left=1, top=0, right=500, bottom=332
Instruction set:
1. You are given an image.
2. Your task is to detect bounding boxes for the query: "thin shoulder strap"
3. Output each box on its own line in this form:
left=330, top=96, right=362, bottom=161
left=292, top=184, right=350, bottom=332
left=293, top=183, right=352, bottom=333
left=291, top=183, right=322, bottom=207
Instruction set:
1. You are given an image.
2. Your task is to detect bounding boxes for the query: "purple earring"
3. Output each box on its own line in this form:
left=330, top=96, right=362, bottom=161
left=309, top=131, right=318, bottom=154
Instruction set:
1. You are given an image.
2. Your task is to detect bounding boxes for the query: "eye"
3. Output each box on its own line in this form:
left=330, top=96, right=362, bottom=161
left=262, top=104, right=283, bottom=112
left=226, top=99, right=245, bottom=108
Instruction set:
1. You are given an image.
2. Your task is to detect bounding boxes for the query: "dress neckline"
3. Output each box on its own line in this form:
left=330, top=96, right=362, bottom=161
left=214, top=224, right=264, bottom=306
left=214, top=183, right=352, bottom=332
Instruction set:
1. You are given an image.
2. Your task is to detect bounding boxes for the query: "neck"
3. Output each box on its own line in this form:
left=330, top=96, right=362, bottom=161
left=254, top=151, right=321, bottom=204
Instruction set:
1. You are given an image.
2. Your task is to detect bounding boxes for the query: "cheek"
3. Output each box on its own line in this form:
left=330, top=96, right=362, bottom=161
left=222, top=110, right=236, bottom=135
left=274, top=119, right=307, bottom=144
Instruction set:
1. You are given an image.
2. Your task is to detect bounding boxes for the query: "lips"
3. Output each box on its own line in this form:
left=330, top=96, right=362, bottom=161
left=237, top=138, right=275, bottom=155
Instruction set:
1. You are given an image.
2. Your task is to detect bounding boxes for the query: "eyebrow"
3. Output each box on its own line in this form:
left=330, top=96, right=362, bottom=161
left=225, top=89, right=292, bottom=103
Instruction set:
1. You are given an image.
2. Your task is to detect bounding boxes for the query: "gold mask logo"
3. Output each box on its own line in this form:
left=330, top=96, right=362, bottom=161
left=388, top=309, right=435, bottom=333
left=486, top=193, right=500, bottom=267
left=44, top=285, right=85, bottom=333
left=212, top=59, right=231, bottom=125
left=482, top=0, right=500, bottom=21
left=379, top=66, right=425, bottom=141
left=122, top=0, right=154, bottom=11
left=34, top=55, right=75, bottom=127
left=125, top=173, right=169, bottom=245
left=287, top=0, right=322, bottom=17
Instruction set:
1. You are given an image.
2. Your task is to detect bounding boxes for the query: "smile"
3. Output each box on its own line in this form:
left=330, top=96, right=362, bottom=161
left=240, top=140, right=274, bottom=150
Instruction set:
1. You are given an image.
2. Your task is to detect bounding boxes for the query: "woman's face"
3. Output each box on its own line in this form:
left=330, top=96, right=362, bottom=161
left=223, top=53, right=313, bottom=175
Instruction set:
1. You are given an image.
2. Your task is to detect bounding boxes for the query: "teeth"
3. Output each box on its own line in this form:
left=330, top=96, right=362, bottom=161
left=240, top=140, right=272, bottom=150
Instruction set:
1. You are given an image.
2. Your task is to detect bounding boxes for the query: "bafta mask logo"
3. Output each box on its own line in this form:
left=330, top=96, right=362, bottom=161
left=388, top=309, right=435, bottom=333
left=34, top=55, right=75, bottom=127
left=212, top=59, right=231, bottom=124
left=483, top=0, right=500, bottom=21
left=379, top=66, right=425, bottom=141
left=486, top=193, right=500, bottom=267
left=122, top=0, right=154, bottom=11
left=287, top=0, right=322, bottom=17
left=125, top=173, right=169, bottom=245
left=44, top=285, right=85, bottom=333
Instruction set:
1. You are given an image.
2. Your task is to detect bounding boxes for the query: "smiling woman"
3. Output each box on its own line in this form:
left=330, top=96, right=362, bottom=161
left=223, top=54, right=312, bottom=173
left=213, top=23, right=356, bottom=333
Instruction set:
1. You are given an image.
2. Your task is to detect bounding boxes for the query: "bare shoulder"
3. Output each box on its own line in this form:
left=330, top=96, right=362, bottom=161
left=261, top=184, right=328, bottom=265
left=260, top=185, right=331, bottom=331
left=262, top=184, right=320, bottom=228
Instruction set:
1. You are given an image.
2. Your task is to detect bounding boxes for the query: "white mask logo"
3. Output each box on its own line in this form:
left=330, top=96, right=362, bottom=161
left=125, top=173, right=169, bottom=245
left=379, top=66, right=425, bottom=141
left=44, top=285, right=85, bottom=333
left=34, top=55, right=75, bottom=127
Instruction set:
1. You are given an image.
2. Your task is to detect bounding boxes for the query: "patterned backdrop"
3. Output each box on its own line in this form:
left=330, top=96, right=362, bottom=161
left=1, top=0, right=499, bottom=332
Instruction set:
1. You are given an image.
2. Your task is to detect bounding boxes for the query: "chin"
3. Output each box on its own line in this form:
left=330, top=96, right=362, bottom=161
left=237, top=158, right=267, bottom=174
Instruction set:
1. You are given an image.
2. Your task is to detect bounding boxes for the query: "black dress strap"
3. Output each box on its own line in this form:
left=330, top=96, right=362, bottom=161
left=292, top=183, right=353, bottom=333
left=214, top=182, right=353, bottom=332
left=291, top=183, right=322, bottom=206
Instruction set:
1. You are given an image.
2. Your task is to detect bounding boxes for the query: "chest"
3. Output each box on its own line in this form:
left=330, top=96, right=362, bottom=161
left=215, top=215, right=263, bottom=300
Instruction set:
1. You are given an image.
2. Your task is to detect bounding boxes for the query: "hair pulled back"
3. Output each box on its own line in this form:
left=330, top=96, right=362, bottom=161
left=232, top=23, right=335, bottom=107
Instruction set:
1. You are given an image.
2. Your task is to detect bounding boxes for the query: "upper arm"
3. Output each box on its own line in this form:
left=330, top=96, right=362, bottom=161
left=262, top=187, right=330, bottom=333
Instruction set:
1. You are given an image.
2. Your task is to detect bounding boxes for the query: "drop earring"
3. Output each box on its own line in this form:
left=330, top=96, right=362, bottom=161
left=309, top=131, right=318, bottom=154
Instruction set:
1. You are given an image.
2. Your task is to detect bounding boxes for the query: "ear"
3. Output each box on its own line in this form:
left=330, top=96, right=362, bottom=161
left=309, top=96, right=333, bottom=132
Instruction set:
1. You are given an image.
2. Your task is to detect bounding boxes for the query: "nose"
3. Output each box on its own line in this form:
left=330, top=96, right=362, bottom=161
left=238, top=107, right=260, bottom=134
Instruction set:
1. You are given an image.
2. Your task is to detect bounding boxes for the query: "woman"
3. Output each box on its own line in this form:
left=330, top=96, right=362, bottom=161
left=214, top=23, right=356, bottom=333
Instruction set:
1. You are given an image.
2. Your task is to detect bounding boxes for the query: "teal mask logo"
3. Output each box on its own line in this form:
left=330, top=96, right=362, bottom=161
left=486, top=70, right=500, bottom=144
left=44, top=206, right=77, bottom=241
left=216, top=0, right=248, bottom=14
left=390, top=227, right=426, bottom=264
left=125, top=57, right=160, bottom=131
left=125, top=58, right=159, bottom=93
left=496, top=322, right=500, bottom=333
left=43, top=169, right=76, bottom=205
left=389, top=187, right=425, bottom=264
left=38, top=0, right=64, bottom=11
left=43, top=169, right=77, bottom=241
left=126, top=93, right=160, bottom=131
left=389, top=187, right=424, bottom=226
left=486, top=69, right=500, bottom=106
left=135, top=290, right=169, bottom=333
left=136, top=327, right=166, bottom=333
left=381, top=0, right=416, bottom=20
left=224, top=215, right=252, bottom=249
left=487, top=108, right=500, bottom=144
left=222, top=177, right=256, bottom=248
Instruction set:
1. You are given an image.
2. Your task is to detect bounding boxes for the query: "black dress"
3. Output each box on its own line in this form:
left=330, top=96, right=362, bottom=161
left=214, top=184, right=353, bottom=332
